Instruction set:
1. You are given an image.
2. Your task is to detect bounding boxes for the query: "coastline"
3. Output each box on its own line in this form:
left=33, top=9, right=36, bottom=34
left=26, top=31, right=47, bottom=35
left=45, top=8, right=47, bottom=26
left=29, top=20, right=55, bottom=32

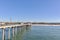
left=32, top=24, right=60, bottom=26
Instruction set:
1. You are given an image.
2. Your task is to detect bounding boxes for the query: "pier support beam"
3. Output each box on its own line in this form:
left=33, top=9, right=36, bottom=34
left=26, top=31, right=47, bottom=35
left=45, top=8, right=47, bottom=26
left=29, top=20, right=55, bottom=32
left=15, top=26, right=17, bottom=34
left=2, top=28, right=5, bottom=40
left=12, top=27, right=15, bottom=37
left=8, top=28, right=10, bottom=40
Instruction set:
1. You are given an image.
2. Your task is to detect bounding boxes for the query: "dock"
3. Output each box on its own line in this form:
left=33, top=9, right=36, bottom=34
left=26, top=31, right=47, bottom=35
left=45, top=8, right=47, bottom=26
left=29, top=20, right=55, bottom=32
left=0, top=22, right=31, bottom=40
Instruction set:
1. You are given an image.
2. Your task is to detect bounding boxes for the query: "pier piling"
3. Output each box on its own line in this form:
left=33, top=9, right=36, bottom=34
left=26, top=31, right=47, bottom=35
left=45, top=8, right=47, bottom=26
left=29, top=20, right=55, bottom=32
left=2, top=28, right=5, bottom=40
left=15, top=26, right=17, bottom=34
left=8, top=28, right=10, bottom=40
left=12, top=27, right=15, bottom=37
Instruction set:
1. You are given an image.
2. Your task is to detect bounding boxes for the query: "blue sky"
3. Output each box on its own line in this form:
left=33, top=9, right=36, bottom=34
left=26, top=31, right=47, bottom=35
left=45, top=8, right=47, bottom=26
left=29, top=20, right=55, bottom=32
left=0, top=0, right=60, bottom=22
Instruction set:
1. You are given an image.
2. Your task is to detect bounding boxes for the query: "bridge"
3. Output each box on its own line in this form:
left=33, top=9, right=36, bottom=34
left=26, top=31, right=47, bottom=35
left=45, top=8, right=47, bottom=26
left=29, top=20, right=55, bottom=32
left=0, top=22, right=31, bottom=40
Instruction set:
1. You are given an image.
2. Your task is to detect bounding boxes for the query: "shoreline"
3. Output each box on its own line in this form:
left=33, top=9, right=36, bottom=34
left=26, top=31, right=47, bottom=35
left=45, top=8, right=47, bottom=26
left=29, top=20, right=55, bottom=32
left=31, top=24, right=60, bottom=26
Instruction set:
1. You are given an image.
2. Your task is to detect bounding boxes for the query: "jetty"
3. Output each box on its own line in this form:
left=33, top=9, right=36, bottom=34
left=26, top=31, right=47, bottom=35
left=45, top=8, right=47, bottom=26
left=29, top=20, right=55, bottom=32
left=0, top=22, right=60, bottom=40
left=0, top=22, right=31, bottom=40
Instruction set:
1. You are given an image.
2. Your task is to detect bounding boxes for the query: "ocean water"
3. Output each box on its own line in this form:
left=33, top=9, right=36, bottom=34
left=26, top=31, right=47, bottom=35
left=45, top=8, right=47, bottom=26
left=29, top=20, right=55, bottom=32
left=23, top=26, right=60, bottom=40
left=0, top=26, right=60, bottom=40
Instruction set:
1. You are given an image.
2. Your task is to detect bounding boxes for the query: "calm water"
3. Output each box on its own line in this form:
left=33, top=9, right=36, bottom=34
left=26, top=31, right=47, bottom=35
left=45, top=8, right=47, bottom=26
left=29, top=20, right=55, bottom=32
left=23, top=26, right=60, bottom=40
left=0, top=26, right=60, bottom=40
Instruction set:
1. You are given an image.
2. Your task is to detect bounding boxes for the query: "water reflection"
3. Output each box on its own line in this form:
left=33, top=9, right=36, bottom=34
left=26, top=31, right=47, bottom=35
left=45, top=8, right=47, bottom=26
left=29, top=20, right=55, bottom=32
left=12, top=25, right=31, bottom=40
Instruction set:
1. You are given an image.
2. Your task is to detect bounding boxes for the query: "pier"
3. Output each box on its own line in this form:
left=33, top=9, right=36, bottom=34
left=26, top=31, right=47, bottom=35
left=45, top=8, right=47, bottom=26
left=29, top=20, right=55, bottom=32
left=1, top=22, right=60, bottom=40
left=0, top=22, right=31, bottom=40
